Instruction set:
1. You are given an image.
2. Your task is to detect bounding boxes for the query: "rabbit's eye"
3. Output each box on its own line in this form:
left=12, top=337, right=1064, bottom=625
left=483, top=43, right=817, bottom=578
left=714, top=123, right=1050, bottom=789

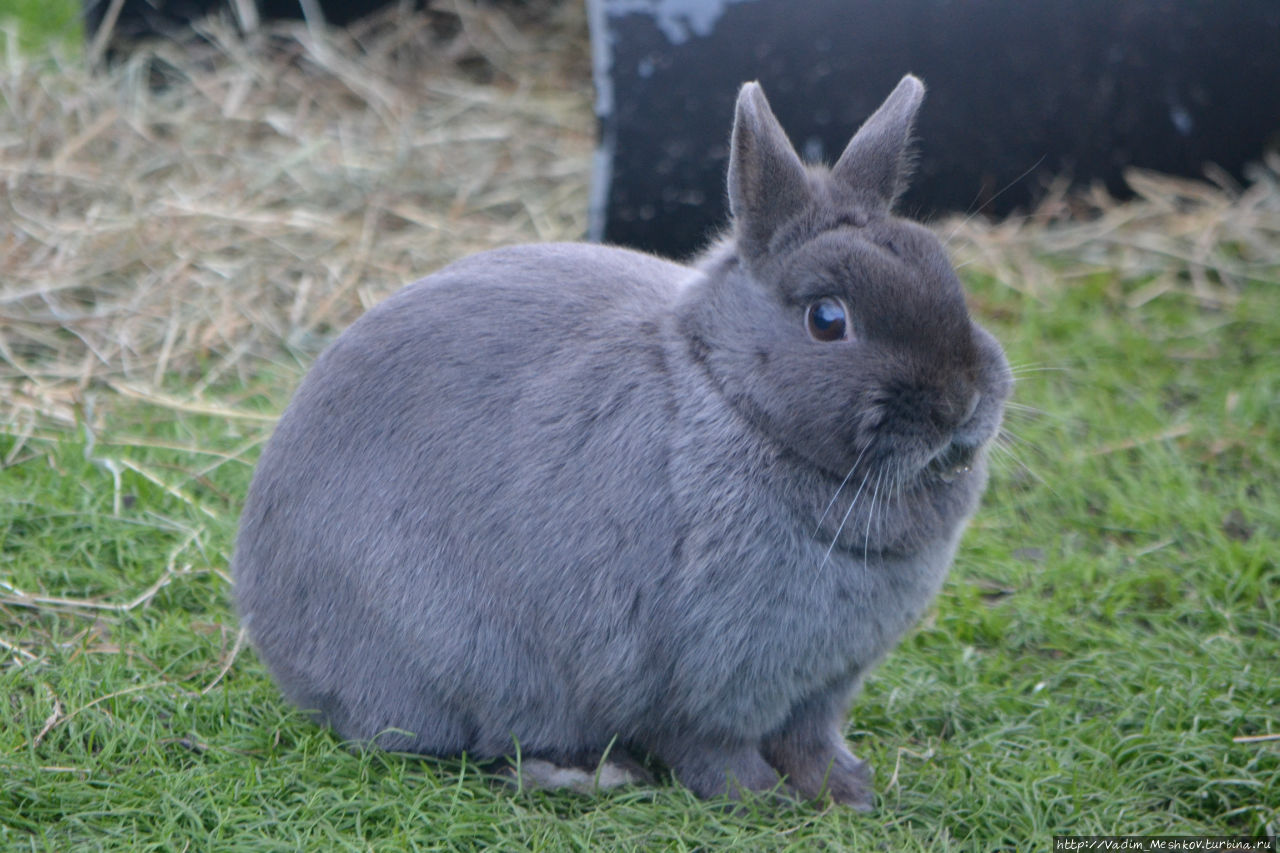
left=805, top=297, right=849, bottom=342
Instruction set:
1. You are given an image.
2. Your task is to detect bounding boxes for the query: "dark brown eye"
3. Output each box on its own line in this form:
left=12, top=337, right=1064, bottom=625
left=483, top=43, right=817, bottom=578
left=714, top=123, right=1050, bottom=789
left=805, top=297, right=849, bottom=342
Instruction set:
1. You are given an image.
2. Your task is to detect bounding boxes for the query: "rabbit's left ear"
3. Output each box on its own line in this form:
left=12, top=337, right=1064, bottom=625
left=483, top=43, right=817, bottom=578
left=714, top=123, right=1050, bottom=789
left=832, top=75, right=925, bottom=209
left=728, top=82, right=811, bottom=262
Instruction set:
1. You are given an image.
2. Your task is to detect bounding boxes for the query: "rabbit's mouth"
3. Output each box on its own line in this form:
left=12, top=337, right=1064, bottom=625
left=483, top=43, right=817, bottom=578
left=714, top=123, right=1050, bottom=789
left=924, top=441, right=978, bottom=483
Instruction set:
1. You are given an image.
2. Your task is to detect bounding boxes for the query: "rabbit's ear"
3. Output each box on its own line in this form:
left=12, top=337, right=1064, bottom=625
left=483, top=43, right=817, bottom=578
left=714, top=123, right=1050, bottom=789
left=832, top=75, right=925, bottom=209
left=728, top=82, right=811, bottom=261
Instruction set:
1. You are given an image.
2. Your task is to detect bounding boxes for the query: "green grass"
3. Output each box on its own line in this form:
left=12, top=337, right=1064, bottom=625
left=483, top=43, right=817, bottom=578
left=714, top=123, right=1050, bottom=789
left=2, top=267, right=1278, bottom=850
left=0, top=0, right=82, bottom=58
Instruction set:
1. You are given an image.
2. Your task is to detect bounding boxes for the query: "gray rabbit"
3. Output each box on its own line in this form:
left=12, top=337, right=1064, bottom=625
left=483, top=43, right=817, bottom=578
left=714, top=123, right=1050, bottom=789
left=233, top=75, right=1011, bottom=809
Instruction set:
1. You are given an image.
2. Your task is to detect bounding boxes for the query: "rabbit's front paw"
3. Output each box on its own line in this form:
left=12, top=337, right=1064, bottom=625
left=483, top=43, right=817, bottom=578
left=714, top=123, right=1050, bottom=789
left=665, top=742, right=785, bottom=802
left=768, top=741, right=875, bottom=811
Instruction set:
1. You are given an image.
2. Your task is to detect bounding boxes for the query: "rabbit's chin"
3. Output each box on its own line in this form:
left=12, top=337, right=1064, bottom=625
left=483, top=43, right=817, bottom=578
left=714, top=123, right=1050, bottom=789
left=811, top=443, right=991, bottom=561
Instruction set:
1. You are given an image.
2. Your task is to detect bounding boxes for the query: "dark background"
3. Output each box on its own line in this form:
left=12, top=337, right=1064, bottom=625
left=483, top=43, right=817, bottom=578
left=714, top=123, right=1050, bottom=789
left=592, top=0, right=1280, bottom=258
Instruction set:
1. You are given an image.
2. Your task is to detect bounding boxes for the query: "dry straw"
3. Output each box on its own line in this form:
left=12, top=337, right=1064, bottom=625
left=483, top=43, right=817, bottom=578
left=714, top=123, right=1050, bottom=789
left=2, top=2, right=1278, bottom=436
left=943, top=161, right=1280, bottom=308
left=2, top=1, right=593, bottom=431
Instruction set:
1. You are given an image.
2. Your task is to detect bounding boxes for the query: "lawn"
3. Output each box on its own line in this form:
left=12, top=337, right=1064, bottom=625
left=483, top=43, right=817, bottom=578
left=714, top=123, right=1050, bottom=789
left=0, top=0, right=80, bottom=58
left=1, top=5, right=1277, bottom=851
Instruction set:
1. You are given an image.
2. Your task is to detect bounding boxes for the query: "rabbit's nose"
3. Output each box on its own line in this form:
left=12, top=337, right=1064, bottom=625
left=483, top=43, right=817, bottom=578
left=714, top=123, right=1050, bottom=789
left=934, top=389, right=981, bottom=432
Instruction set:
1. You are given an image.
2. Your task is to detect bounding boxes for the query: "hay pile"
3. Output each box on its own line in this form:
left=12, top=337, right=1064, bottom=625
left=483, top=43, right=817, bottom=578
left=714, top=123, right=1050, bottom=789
left=944, top=161, right=1280, bottom=309
left=2, top=1, right=593, bottom=431
left=2, top=3, right=1278, bottom=438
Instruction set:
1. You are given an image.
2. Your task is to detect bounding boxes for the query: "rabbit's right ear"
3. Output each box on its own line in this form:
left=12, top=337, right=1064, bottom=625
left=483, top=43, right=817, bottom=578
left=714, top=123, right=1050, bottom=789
left=727, top=82, right=811, bottom=263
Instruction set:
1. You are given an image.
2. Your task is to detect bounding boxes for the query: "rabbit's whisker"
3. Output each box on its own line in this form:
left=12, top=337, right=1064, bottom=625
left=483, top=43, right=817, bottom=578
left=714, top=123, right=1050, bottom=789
left=994, top=425, right=1036, bottom=448
left=1008, top=365, right=1067, bottom=376
left=941, top=154, right=1046, bottom=247
left=1006, top=359, right=1052, bottom=373
left=863, top=468, right=886, bottom=567
left=1002, top=402, right=1075, bottom=432
left=821, top=468, right=873, bottom=568
left=815, top=442, right=873, bottom=535
left=989, top=434, right=1058, bottom=499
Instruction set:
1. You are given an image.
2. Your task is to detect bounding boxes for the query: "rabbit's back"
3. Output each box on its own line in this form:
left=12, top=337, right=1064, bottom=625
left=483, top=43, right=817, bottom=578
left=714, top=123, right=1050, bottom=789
left=233, top=243, right=689, bottom=756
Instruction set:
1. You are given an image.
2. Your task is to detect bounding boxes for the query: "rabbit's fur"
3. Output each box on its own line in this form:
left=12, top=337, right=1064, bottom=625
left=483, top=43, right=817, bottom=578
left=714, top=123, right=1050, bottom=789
left=233, top=75, right=1011, bottom=808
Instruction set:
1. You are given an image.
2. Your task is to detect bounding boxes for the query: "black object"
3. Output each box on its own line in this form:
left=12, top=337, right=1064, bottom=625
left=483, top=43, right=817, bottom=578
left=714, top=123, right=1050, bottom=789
left=83, top=0, right=544, bottom=43
left=588, top=0, right=1280, bottom=259
left=85, top=0, right=227, bottom=41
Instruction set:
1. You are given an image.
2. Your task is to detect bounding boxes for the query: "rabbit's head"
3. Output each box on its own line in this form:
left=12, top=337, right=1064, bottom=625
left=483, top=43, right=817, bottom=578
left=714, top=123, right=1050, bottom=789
left=678, top=76, right=1011, bottom=550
